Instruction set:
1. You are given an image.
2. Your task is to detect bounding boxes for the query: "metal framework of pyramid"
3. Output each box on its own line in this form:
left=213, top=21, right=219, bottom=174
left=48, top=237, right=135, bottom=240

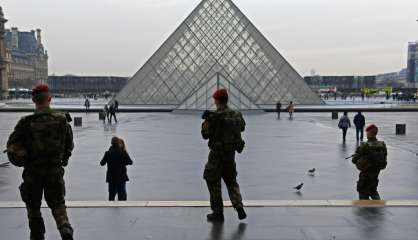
left=116, top=0, right=323, bottom=109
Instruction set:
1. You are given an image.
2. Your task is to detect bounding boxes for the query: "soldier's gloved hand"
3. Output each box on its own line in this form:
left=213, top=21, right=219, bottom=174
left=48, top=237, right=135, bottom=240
left=202, top=110, right=212, bottom=120
left=202, top=121, right=209, bottom=132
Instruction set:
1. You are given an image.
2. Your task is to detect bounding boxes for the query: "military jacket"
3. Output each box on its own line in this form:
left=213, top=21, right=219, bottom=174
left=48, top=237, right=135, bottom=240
left=7, top=108, right=74, bottom=168
left=201, top=106, right=245, bottom=153
left=352, top=139, right=387, bottom=172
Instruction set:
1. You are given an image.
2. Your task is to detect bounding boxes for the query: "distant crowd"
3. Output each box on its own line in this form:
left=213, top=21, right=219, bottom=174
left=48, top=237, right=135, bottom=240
left=83, top=97, right=119, bottom=124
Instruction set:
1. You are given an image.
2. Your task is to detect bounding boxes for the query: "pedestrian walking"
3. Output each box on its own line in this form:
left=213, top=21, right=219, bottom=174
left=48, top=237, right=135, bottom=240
left=84, top=97, right=90, bottom=113
left=100, top=137, right=133, bottom=201
left=104, top=105, right=110, bottom=124
left=353, top=112, right=366, bottom=142
left=287, top=101, right=295, bottom=119
left=201, top=89, right=247, bottom=222
left=6, top=84, right=74, bottom=240
left=276, top=101, right=282, bottom=119
left=338, top=112, right=351, bottom=142
left=114, top=99, right=119, bottom=113
left=109, top=104, right=117, bottom=124
left=352, top=124, right=387, bottom=200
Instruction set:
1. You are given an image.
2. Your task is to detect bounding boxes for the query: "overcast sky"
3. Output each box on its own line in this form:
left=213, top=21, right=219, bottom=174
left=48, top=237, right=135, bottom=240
left=2, top=0, right=418, bottom=77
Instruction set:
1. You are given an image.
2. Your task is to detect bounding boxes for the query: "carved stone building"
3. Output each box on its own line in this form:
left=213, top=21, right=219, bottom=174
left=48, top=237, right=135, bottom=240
left=0, top=6, right=8, bottom=98
left=4, top=26, right=48, bottom=89
left=48, top=75, right=129, bottom=94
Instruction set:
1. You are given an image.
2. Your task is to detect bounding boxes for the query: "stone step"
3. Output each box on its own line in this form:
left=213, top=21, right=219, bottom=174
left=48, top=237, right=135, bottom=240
left=1, top=200, right=418, bottom=208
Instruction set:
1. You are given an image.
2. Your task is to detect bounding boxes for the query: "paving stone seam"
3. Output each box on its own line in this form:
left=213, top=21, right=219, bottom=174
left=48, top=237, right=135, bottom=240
left=1, top=200, right=418, bottom=208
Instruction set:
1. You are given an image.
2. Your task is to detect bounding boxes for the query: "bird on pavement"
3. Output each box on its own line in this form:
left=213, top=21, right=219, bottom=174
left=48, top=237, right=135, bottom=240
left=0, top=162, right=10, bottom=168
left=308, top=168, right=316, bottom=175
left=294, top=183, right=304, bottom=191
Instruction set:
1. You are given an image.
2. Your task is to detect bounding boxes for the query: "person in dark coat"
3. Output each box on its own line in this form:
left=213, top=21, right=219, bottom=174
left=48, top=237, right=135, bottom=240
left=276, top=101, right=282, bottom=119
left=84, top=98, right=90, bottom=113
left=100, top=137, right=133, bottom=201
left=353, top=112, right=366, bottom=142
left=108, top=104, right=117, bottom=124
left=114, top=100, right=119, bottom=113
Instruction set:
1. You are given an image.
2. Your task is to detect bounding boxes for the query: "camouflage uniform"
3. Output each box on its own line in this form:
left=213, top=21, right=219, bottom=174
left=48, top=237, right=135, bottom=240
left=352, top=139, right=387, bottom=200
left=201, top=106, right=245, bottom=214
left=7, top=108, right=74, bottom=240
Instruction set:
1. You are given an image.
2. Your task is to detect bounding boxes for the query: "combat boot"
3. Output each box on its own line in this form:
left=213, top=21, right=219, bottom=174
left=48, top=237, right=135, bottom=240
left=371, top=192, right=381, bottom=200
left=59, top=224, right=73, bottom=240
left=206, top=212, right=224, bottom=222
left=237, top=207, right=247, bottom=220
left=30, top=234, right=45, bottom=240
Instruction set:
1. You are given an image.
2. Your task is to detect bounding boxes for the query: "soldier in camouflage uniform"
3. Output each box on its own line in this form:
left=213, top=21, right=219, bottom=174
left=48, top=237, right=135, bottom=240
left=352, top=124, right=387, bottom=200
left=7, top=85, right=74, bottom=240
left=201, top=89, right=247, bottom=222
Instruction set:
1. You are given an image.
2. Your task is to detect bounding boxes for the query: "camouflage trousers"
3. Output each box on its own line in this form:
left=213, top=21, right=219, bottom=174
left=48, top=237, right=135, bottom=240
left=204, top=150, right=244, bottom=214
left=20, top=167, right=72, bottom=239
left=357, top=171, right=381, bottom=200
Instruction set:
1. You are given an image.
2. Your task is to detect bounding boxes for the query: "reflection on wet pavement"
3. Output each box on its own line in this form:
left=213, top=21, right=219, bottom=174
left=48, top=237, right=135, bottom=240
left=209, top=222, right=247, bottom=240
left=1, top=207, right=417, bottom=240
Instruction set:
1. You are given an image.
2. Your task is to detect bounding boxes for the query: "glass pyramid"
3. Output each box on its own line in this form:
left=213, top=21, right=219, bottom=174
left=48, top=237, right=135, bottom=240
left=116, top=0, right=323, bottom=109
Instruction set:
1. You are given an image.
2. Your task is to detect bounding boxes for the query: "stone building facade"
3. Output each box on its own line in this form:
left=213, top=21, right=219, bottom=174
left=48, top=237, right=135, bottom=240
left=407, top=42, right=418, bottom=87
left=48, top=75, right=129, bottom=94
left=0, top=6, right=8, bottom=97
left=4, top=26, right=48, bottom=89
left=304, top=75, right=377, bottom=91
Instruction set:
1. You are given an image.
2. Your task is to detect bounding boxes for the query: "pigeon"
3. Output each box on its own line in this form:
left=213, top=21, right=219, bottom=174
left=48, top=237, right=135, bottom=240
left=0, top=162, right=10, bottom=168
left=308, top=168, right=316, bottom=175
left=294, top=183, right=304, bottom=191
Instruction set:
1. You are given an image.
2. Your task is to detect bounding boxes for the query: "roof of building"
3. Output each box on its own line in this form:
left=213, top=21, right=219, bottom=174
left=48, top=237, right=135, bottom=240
left=5, top=30, right=39, bottom=54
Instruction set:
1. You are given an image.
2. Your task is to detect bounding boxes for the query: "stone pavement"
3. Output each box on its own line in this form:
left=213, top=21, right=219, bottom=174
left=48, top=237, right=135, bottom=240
left=1, top=112, right=418, bottom=201
left=1, top=111, right=418, bottom=239
left=0, top=204, right=417, bottom=240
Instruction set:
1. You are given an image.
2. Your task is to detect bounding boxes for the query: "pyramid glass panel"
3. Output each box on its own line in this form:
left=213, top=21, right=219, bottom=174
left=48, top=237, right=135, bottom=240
left=116, top=0, right=323, bottom=108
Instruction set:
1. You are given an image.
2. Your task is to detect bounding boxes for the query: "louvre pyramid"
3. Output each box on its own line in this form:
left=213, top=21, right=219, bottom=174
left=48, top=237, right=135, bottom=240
left=116, top=0, right=323, bottom=109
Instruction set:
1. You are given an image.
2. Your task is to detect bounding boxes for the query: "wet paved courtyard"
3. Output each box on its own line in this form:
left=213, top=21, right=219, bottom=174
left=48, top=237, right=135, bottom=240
left=1, top=111, right=418, bottom=239
left=1, top=206, right=418, bottom=240
left=1, top=111, right=418, bottom=201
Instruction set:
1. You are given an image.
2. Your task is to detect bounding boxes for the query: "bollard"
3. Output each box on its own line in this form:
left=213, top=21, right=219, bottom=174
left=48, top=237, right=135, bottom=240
left=396, top=124, right=406, bottom=135
left=99, top=112, right=105, bottom=121
left=74, top=117, right=82, bottom=127
left=332, top=112, right=338, bottom=120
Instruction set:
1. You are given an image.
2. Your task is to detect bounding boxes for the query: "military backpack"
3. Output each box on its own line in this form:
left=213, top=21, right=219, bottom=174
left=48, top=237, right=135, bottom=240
left=27, top=112, right=68, bottom=166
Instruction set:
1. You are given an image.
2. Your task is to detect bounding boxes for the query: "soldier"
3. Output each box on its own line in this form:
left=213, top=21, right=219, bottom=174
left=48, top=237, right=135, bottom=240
left=201, top=89, right=247, bottom=222
left=352, top=124, right=387, bottom=200
left=6, top=84, right=74, bottom=240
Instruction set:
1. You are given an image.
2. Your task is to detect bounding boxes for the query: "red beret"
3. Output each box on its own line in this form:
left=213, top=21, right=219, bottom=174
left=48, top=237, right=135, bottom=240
left=213, top=89, right=228, bottom=101
left=366, top=124, right=378, bottom=133
left=32, top=84, right=50, bottom=97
